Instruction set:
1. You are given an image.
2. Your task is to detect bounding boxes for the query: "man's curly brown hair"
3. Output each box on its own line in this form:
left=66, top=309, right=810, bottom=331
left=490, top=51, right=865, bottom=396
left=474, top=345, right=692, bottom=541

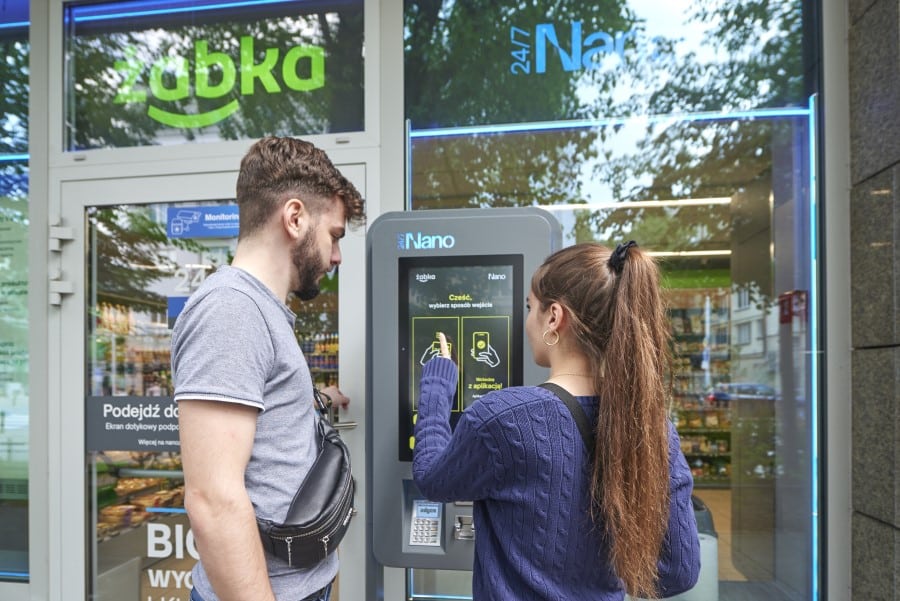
left=235, top=136, right=365, bottom=238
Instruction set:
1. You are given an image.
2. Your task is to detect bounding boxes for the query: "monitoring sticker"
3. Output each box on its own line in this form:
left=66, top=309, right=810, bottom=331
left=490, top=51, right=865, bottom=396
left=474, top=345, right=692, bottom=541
left=166, top=206, right=239, bottom=239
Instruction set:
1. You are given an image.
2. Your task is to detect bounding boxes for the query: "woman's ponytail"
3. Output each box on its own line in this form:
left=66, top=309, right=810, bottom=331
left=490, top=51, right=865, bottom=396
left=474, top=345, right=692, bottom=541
left=595, top=243, right=671, bottom=599
left=531, top=242, right=672, bottom=598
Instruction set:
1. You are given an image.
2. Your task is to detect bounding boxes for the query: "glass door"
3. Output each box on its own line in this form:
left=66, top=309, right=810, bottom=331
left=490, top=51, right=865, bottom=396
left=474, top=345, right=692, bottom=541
left=58, top=166, right=366, bottom=601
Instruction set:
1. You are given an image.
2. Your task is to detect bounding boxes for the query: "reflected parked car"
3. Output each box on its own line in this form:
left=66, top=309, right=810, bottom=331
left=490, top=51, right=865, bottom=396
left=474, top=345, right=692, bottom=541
left=706, top=382, right=778, bottom=406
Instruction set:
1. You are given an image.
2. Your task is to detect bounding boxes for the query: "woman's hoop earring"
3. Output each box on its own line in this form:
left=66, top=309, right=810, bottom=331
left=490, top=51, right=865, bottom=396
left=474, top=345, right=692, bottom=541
left=542, top=329, right=560, bottom=346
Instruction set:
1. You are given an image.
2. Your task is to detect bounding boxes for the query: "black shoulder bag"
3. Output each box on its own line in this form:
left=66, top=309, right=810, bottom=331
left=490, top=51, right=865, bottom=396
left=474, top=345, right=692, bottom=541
left=256, top=389, right=356, bottom=568
left=539, top=382, right=595, bottom=456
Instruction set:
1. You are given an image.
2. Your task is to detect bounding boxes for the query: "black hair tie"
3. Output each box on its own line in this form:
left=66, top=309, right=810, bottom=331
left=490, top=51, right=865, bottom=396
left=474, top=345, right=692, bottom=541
left=608, top=241, right=638, bottom=274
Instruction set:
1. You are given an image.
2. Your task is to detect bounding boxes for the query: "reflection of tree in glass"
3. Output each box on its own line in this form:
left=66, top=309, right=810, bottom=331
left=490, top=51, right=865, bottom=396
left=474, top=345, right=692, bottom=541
left=0, top=192, right=29, bottom=334
left=405, top=0, right=635, bottom=209
left=68, top=7, right=363, bottom=149
left=412, top=130, right=599, bottom=209
left=88, top=206, right=204, bottom=313
left=67, top=32, right=162, bottom=149
left=627, top=0, right=806, bottom=115
left=585, top=201, right=731, bottom=251
left=0, top=167, right=28, bottom=218
left=290, top=270, right=338, bottom=337
left=589, top=0, right=809, bottom=301
left=406, top=0, right=636, bottom=127
left=464, top=267, right=514, bottom=307
left=0, top=34, right=29, bottom=156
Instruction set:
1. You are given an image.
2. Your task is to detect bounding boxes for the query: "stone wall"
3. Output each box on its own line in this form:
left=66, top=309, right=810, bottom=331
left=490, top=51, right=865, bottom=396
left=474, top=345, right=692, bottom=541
left=848, top=0, right=900, bottom=597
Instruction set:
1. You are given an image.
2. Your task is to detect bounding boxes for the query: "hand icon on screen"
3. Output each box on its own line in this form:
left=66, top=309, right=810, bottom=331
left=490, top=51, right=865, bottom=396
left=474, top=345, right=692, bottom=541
left=420, top=336, right=452, bottom=366
left=471, top=344, right=500, bottom=368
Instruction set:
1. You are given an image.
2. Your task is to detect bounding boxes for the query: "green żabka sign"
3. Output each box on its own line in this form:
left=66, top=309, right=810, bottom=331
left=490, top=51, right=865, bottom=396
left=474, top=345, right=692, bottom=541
left=66, top=2, right=364, bottom=149
left=115, top=38, right=326, bottom=129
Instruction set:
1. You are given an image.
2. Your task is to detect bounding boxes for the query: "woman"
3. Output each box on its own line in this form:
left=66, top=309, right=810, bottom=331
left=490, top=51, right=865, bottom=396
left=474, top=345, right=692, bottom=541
left=413, top=242, right=700, bottom=600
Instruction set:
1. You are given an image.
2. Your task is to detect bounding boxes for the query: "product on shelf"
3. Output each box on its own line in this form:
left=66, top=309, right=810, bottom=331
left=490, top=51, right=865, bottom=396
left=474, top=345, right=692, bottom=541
left=93, top=451, right=186, bottom=541
left=131, top=487, right=184, bottom=509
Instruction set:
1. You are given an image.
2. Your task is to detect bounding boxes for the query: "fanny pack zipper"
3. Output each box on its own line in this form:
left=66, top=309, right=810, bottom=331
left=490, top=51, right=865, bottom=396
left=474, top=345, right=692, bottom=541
left=268, top=481, right=354, bottom=565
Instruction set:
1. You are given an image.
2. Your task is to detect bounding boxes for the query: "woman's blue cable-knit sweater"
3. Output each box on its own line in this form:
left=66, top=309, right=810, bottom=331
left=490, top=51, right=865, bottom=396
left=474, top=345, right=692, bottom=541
left=413, top=357, right=700, bottom=600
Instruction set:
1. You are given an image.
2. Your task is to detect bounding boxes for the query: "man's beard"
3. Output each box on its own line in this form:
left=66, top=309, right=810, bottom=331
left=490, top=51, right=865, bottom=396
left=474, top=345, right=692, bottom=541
left=291, top=228, right=326, bottom=301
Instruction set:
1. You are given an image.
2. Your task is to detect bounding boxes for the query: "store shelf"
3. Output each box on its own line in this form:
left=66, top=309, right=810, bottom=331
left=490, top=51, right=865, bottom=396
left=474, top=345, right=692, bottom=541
left=692, top=477, right=731, bottom=489
left=678, top=428, right=731, bottom=434
left=683, top=452, right=731, bottom=458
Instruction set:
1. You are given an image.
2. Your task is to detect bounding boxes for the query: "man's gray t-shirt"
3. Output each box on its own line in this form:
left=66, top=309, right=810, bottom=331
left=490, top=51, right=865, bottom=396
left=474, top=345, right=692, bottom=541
left=171, top=265, right=336, bottom=600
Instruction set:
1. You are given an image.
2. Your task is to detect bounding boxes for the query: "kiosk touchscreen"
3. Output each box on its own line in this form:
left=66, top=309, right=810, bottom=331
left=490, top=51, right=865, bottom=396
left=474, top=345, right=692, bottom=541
left=397, top=254, right=523, bottom=462
left=367, top=208, right=561, bottom=570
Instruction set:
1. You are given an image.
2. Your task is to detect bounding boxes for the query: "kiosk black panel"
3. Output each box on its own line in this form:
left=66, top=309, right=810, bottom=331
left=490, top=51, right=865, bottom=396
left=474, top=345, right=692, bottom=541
left=398, top=255, right=524, bottom=461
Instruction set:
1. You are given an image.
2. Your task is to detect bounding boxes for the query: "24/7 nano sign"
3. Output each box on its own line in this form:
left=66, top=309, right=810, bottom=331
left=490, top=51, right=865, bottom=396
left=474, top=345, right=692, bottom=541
left=509, top=22, right=635, bottom=74
left=114, top=37, right=325, bottom=129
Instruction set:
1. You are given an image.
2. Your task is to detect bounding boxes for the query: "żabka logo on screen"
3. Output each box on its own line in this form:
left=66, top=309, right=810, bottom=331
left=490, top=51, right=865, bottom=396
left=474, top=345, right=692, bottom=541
left=113, top=37, right=325, bottom=128
left=396, top=232, right=456, bottom=251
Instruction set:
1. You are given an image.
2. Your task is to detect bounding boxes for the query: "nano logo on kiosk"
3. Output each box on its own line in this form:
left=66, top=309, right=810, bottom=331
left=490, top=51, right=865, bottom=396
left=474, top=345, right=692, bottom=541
left=397, top=232, right=456, bottom=250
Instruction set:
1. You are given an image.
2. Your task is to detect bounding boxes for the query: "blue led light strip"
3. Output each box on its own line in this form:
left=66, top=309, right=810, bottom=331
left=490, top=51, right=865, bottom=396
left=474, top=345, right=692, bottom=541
left=70, top=0, right=348, bottom=23
left=409, top=106, right=812, bottom=140
left=0, top=154, right=28, bottom=163
left=808, top=93, right=820, bottom=601
left=0, top=20, right=28, bottom=30
left=0, top=571, right=28, bottom=579
left=144, top=507, right=188, bottom=514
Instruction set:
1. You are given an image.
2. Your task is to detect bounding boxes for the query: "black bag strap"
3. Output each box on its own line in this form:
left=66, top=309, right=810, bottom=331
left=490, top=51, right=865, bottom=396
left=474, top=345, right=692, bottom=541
left=313, top=387, right=331, bottom=416
left=539, top=382, right=595, bottom=457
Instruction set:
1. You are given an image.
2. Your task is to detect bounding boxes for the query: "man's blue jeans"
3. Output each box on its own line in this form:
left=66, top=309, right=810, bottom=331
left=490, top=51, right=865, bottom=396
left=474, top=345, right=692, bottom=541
left=190, top=583, right=332, bottom=601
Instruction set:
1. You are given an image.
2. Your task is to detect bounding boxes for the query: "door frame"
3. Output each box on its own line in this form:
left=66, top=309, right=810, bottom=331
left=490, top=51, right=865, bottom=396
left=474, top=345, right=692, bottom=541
left=47, top=155, right=374, bottom=600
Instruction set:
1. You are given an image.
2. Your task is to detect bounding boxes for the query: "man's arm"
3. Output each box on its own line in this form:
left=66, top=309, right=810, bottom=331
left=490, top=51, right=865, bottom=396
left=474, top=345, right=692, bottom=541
left=179, top=399, right=276, bottom=601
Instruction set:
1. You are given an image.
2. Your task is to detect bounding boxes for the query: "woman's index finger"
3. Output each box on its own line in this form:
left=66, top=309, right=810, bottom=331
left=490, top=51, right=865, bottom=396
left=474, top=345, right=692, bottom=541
left=437, top=332, right=450, bottom=358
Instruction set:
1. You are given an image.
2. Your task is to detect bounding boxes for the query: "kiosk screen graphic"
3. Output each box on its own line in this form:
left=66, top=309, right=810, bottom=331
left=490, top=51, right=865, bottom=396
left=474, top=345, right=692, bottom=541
left=399, top=255, right=523, bottom=461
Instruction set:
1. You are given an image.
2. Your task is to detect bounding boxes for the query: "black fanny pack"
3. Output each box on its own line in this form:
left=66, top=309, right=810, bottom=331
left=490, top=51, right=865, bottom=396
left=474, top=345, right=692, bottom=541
left=256, top=396, right=355, bottom=569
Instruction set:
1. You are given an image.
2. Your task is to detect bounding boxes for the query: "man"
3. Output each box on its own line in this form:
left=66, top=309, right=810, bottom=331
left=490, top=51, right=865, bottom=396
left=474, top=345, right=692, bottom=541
left=172, top=136, right=365, bottom=601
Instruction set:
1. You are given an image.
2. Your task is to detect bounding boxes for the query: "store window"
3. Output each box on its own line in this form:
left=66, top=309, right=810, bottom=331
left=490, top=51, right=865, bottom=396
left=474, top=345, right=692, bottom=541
left=0, top=0, right=30, bottom=583
left=405, top=0, right=819, bottom=600
left=63, top=0, right=364, bottom=151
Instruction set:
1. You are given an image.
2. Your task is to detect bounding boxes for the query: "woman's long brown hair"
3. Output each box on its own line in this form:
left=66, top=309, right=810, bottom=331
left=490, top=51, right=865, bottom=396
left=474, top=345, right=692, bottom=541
left=531, top=242, right=671, bottom=598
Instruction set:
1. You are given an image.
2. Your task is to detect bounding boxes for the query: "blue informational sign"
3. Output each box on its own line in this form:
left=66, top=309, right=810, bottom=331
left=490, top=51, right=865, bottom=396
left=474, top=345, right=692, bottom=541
left=167, top=296, right=190, bottom=328
left=166, top=205, right=239, bottom=239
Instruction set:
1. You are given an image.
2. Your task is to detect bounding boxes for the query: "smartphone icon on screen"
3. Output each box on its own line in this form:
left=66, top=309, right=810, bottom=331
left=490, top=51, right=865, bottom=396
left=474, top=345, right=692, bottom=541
left=473, top=332, right=490, bottom=354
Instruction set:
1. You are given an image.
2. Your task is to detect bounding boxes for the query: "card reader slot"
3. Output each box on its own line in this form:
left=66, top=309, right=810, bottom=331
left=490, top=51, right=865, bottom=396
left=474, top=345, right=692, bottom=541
left=454, top=515, right=475, bottom=541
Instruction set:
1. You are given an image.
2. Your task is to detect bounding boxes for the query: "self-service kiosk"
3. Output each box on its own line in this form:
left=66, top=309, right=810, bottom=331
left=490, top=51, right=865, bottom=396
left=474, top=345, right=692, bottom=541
left=366, top=208, right=562, bottom=572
